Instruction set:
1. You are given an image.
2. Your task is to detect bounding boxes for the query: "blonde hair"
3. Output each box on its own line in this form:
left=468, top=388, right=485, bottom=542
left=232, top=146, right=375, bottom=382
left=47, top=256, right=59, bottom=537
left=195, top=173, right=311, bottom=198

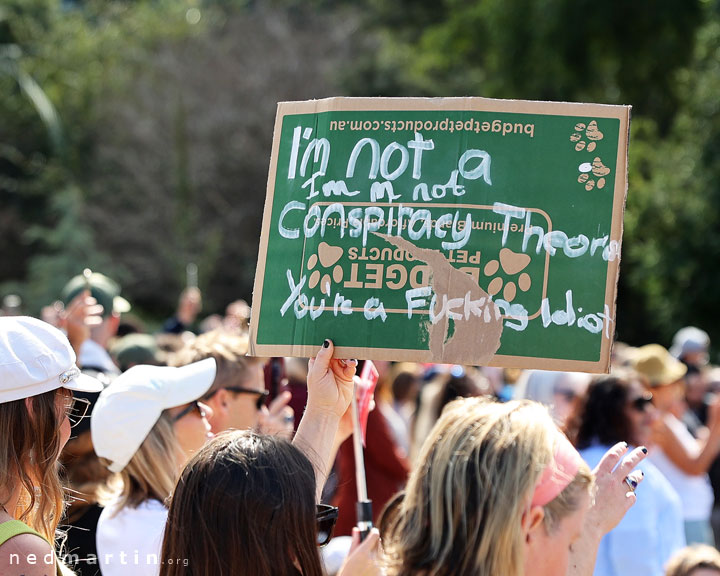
left=381, top=397, right=593, bottom=576
left=0, top=390, right=66, bottom=543
left=666, top=545, right=720, bottom=576
left=170, top=329, right=257, bottom=394
left=100, top=412, right=182, bottom=512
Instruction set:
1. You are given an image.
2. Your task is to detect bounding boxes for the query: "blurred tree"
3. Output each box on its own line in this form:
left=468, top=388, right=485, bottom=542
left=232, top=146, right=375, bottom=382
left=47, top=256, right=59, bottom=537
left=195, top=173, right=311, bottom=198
left=2, top=0, right=719, bottom=353
left=81, top=2, right=358, bottom=315
left=344, top=0, right=702, bottom=134
left=621, top=11, right=720, bottom=351
left=0, top=0, right=206, bottom=314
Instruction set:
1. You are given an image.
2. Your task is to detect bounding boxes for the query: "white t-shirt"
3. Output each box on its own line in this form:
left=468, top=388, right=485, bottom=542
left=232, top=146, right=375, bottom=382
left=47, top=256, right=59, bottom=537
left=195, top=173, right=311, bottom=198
left=96, top=498, right=167, bottom=576
left=649, top=413, right=714, bottom=522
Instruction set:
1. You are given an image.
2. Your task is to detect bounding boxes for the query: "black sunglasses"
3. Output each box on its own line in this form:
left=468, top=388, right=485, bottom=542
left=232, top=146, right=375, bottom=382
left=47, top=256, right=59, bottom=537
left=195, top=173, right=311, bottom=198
left=316, top=504, right=339, bottom=547
left=64, top=396, right=91, bottom=428
left=630, top=393, right=653, bottom=412
left=224, top=387, right=270, bottom=410
left=172, top=401, right=207, bottom=423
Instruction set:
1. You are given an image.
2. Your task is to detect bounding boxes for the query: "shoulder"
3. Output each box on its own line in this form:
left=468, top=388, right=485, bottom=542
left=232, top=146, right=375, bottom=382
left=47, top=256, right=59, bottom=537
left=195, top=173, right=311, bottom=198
left=98, top=500, right=167, bottom=542
left=0, top=532, right=56, bottom=576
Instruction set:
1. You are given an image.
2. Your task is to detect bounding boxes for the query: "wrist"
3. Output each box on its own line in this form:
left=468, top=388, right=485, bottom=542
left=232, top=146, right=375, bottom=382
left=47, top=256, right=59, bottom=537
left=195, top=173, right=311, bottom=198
left=303, top=405, right=342, bottom=423
left=585, top=506, right=611, bottom=539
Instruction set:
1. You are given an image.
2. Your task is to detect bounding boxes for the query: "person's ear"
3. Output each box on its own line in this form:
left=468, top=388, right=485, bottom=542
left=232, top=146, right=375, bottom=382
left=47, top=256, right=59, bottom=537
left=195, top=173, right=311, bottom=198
left=215, top=389, right=230, bottom=409
left=205, top=390, right=229, bottom=413
left=521, top=504, right=545, bottom=543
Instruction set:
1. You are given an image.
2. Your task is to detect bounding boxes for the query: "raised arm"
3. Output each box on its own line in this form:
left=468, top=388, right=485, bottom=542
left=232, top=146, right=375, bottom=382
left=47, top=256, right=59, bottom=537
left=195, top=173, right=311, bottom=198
left=567, top=443, right=647, bottom=576
left=652, top=408, right=720, bottom=476
left=293, top=339, right=356, bottom=501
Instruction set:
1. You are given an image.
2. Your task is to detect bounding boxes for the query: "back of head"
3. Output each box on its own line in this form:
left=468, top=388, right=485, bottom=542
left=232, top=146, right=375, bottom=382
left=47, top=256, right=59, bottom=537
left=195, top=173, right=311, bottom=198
left=381, top=397, right=591, bottom=576
left=161, top=431, right=322, bottom=576
left=434, top=367, right=489, bottom=419
left=566, top=374, right=634, bottom=449
left=110, top=333, right=164, bottom=372
left=170, top=329, right=256, bottom=396
left=666, top=544, right=720, bottom=576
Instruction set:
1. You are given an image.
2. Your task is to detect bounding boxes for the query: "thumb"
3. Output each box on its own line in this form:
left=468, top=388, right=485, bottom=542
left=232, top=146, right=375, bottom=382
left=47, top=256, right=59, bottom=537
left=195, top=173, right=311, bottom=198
left=348, top=526, right=380, bottom=555
left=312, top=339, right=334, bottom=375
left=353, top=528, right=380, bottom=553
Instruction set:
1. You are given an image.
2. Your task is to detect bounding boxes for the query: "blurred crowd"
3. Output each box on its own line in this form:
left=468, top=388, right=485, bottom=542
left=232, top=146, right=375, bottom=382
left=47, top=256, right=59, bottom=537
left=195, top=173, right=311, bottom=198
left=2, top=270, right=720, bottom=576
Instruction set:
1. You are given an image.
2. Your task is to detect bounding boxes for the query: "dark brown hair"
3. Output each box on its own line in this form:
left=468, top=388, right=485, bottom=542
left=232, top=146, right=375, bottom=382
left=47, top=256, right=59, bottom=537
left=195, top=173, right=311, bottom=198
left=160, top=431, right=322, bottom=576
left=565, top=375, right=636, bottom=449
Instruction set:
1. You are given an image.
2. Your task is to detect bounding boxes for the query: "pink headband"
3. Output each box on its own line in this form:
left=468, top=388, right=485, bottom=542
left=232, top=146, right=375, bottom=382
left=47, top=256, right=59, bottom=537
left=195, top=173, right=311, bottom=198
left=531, top=433, right=583, bottom=507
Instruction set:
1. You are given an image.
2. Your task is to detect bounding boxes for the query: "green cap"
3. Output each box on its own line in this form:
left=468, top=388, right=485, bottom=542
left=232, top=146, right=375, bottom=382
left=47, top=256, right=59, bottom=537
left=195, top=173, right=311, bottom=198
left=61, top=272, right=131, bottom=317
left=110, top=334, right=163, bottom=372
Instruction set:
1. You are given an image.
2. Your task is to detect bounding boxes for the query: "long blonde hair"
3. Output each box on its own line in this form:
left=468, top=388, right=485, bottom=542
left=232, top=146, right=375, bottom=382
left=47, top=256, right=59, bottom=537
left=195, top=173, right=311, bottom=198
left=100, top=412, right=182, bottom=512
left=381, top=397, right=593, bottom=576
left=0, top=390, right=66, bottom=543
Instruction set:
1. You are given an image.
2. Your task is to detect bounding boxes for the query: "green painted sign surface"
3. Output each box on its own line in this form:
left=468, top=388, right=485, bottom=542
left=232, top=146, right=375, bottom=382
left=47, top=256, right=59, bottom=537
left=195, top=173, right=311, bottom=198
left=250, top=98, right=630, bottom=372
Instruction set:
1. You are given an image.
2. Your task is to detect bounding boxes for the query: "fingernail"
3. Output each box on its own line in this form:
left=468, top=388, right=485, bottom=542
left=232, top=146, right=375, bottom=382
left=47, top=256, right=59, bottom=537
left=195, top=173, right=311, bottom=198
left=323, top=339, right=330, bottom=348
left=621, top=441, right=628, bottom=448
left=641, top=446, right=648, bottom=454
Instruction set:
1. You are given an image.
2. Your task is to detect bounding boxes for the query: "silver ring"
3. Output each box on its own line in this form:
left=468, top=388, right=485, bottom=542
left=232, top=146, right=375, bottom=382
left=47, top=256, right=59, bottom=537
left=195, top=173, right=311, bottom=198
left=624, top=476, right=637, bottom=493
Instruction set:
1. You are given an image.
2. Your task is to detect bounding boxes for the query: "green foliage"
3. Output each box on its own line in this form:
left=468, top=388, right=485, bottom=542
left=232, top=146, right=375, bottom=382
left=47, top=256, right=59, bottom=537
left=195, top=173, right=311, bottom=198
left=345, top=0, right=702, bottom=132
left=0, top=0, right=204, bottom=313
left=2, top=0, right=720, bottom=353
left=621, top=14, right=720, bottom=348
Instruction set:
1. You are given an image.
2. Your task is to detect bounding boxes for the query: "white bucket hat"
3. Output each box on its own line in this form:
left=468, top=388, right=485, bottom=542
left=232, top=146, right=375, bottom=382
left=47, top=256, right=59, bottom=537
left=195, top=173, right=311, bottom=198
left=91, top=358, right=217, bottom=473
left=0, top=316, right=103, bottom=403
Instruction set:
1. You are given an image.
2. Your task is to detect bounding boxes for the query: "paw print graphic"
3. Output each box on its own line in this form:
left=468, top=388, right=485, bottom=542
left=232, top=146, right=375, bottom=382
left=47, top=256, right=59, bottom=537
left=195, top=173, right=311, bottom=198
left=483, top=248, right=532, bottom=303
left=577, top=157, right=611, bottom=191
left=307, top=242, right=344, bottom=296
left=570, top=120, right=604, bottom=152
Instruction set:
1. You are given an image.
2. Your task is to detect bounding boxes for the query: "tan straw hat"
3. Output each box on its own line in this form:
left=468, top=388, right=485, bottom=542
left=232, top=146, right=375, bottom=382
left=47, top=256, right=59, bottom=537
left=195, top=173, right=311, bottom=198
left=631, top=343, right=687, bottom=387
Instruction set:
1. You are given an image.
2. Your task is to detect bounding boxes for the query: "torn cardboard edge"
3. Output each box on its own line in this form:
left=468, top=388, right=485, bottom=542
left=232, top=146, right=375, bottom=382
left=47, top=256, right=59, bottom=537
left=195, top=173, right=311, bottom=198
left=249, top=97, right=631, bottom=374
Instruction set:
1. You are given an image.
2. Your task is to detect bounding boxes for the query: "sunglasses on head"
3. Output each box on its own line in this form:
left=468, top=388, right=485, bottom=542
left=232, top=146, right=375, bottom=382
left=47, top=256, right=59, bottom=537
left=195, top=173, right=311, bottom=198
left=63, top=395, right=91, bottom=428
left=172, top=401, right=207, bottom=423
left=631, top=393, right=653, bottom=412
left=224, top=386, right=270, bottom=410
left=316, top=504, right=339, bottom=547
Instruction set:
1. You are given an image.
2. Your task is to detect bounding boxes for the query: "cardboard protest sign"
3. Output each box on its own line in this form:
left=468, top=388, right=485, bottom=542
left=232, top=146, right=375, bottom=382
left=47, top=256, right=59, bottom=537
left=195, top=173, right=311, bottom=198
left=249, top=97, right=630, bottom=372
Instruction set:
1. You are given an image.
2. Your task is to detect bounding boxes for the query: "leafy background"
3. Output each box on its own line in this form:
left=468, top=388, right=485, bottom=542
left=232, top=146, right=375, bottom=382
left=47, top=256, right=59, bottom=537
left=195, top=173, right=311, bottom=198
left=1, top=0, right=719, bottom=357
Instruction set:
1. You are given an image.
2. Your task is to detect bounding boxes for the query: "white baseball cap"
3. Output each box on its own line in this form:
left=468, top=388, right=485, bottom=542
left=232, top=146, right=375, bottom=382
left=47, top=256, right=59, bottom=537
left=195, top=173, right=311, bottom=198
left=670, top=326, right=710, bottom=360
left=0, top=316, right=104, bottom=403
left=91, top=358, right=217, bottom=473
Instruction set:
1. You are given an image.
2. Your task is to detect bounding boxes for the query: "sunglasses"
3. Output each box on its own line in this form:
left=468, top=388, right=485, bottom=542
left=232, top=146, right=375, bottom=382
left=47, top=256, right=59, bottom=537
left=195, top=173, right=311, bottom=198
left=224, top=387, right=270, bottom=410
left=630, top=393, right=654, bottom=412
left=172, top=401, right=207, bottom=423
left=64, top=396, right=91, bottom=428
left=316, top=504, right=339, bottom=547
